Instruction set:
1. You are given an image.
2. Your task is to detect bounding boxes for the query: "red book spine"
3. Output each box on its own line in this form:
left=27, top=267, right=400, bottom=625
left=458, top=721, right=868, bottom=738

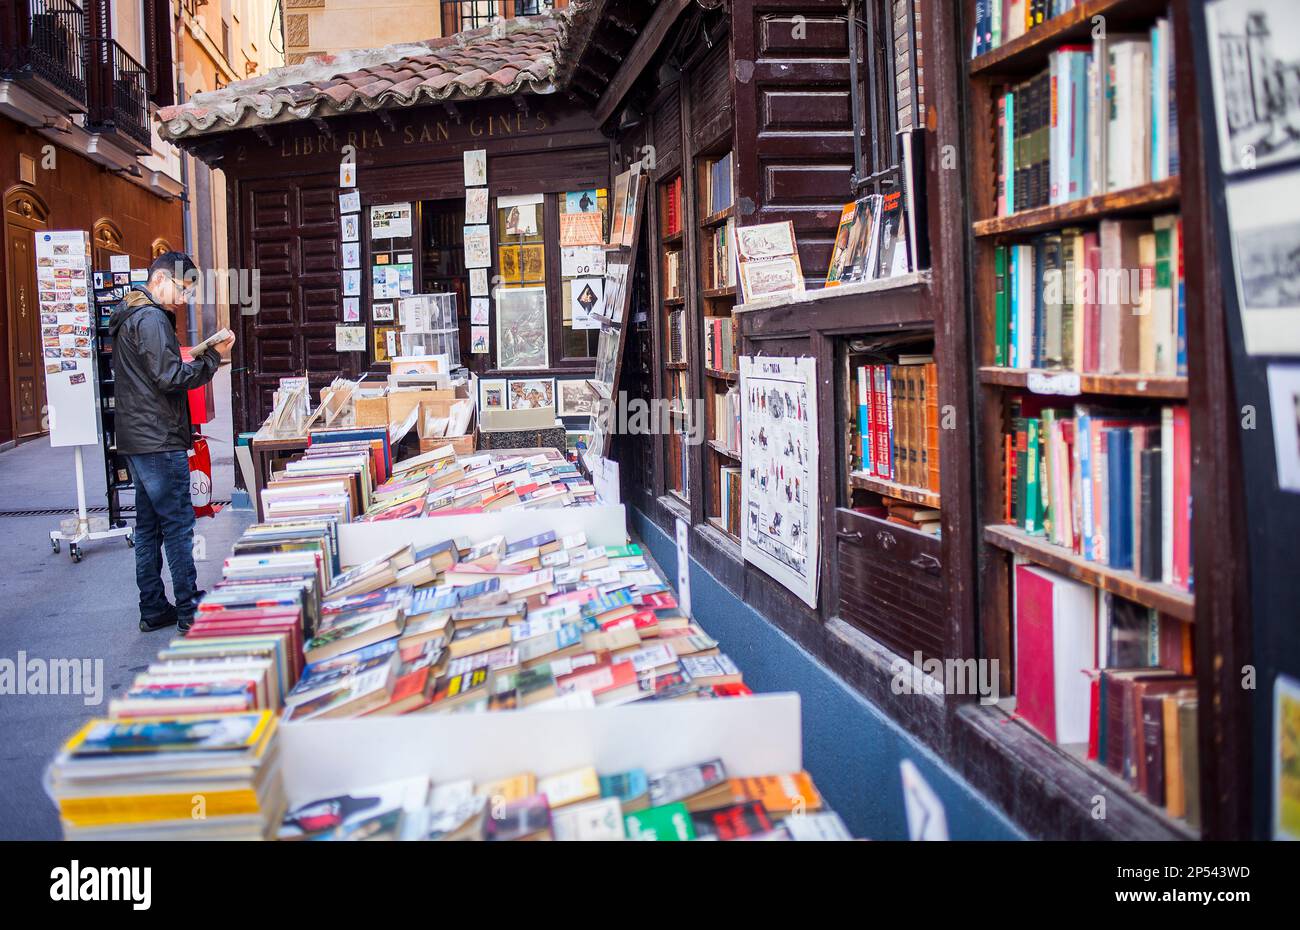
left=1171, top=405, right=1191, bottom=590
left=862, top=364, right=876, bottom=475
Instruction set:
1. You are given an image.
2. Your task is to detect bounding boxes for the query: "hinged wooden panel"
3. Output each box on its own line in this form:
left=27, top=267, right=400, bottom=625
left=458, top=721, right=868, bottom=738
left=836, top=506, right=946, bottom=662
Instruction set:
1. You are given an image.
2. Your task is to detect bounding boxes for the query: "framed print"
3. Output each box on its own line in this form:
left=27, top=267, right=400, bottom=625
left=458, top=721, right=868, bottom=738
left=342, top=269, right=361, bottom=296
left=471, top=297, right=489, bottom=324
left=342, top=297, right=360, bottom=322
left=620, top=168, right=642, bottom=246
left=339, top=190, right=360, bottom=214
left=479, top=378, right=507, bottom=411
left=1207, top=0, right=1300, bottom=175
left=739, top=256, right=804, bottom=301
left=505, top=203, right=539, bottom=237
left=342, top=242, right=360, bottom=269
left=571, top=276, right=603, bottom=328
left=736, top=220, right=797, bottom=261
left=495, top=286, right=548, bottom=370
left=1225, top=167, right=1300, bottom=355
left=372, top=301, right=394, bottom=322
left=464, top=149, right=487, bottom=186
left=470, top=268, right=488, bottom=296
left=373, top=326, right=398, bottom=363
left=464, top=225, right=491, bottom=268
left=498, top=245, right=521, bottom=283
left=335, top=324, right=366, bottom=352
left=466, top=187, right=489, bottom=225
left=561, top=246, right=605, bottom=277
left=509, top=378, right=555, bottom=410
left=521, top=244, right=545, bottom=281
left=470, top=326, right=490, bottom=354
left=341, top=213, right=360, bottom=242
left=1267, top=364, right=1300, bottom=492
left=339, top=162, right=356, bottom=188
left=557, top=378, right=598, bottom=416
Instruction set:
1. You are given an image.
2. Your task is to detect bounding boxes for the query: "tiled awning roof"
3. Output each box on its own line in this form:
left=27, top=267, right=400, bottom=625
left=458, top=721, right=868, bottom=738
left=158, top=12, right=576, bottom=142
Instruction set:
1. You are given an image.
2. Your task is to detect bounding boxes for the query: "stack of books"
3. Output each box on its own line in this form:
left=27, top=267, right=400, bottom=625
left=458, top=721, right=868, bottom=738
left=853, top=358, right=941, bottom=494
left=279, top=760, right=852, bottom=841
left=1012, top=563, right=1198, bottom=825
left=668, top=310, right=686, bottom=363
left=702, top=218, right=737, bottom=289
left=703, top=317, right=736, bottom=372
left=261, top=445, right=379, bottom=524
left=1002, top=398, right=1192, bottom=590
left=663, top=176, right=684, bottom=236
left=357, top=446, right=599, bottom=521
left=993, top=215, right=1185, bottom=376
left=716, top=467, right=743, bottom=538
left=664, top=249, right=683, bottom=298
left=712, top=386, right=741, bottom=454
left=48, top=711, right=285, bottom=840
left=992, top=20, right=1177, bottom=215
left=283, top=530, right=757, bottom=721
left=971, top=0, right=1073, bottom=57
left=702, top=152, right=734, bottom=216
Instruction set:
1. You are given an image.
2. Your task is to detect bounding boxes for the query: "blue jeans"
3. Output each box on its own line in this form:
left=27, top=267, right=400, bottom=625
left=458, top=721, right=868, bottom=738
left=126, top=451, right=198, bottom=623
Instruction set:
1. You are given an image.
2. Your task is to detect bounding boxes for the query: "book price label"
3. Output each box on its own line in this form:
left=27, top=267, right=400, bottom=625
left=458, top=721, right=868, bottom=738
left=1026, top=370, right=1080, bottom=396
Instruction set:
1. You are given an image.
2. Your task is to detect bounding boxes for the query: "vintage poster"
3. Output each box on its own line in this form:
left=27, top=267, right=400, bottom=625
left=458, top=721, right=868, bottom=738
left=1225, top=168, right=1300, bottom=355
left=561, top=246, right=605, bottom=277
left=509, top=378, right=555, bottom=410
left=341, top=213, right=360, bottom=242
left=465, top=187, right=489, bottom=225
left=471, top=297, right=490, bottom=324
left=335, top=325, right=367, bottom=352
left=342, top=269, right=361, bottom=296
left=369, top=203, right=412, bottom=240
left=470, top=326, right=490, bottom=355
left=339, top=162, right=356, bottom=188
left=464, top=225, right=491, bottom=268
left=342, top=242, right=360, bottom=269
left=739, top=355, right=820, bottom=608
left=495, top=286, right=548, bottom=369
left=342, top=297, right=360, bottom=322
left=470, top=267, right=488, bottom=296
left=372, top=301, right=394, bottom=322
left=1268, top=364, right=1300, bottom=493
left=570, top=277, right=603, bottom=329
left=339, top=190, right=360, bottom=214
left=479, top=378, right=507, bottom=411
left=557, top=378, right=598, bottom=416
left=463, top=148, right=487, bottom=186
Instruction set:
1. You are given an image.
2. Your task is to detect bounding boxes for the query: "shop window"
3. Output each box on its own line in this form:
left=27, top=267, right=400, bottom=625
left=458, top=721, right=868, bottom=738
left=558, top=187, right=607, bottom=360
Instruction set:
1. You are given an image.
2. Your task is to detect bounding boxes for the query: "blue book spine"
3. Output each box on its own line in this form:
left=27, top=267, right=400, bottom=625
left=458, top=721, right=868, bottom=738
left=1176, top=277, right=1187, bottom=376
left=1078, top=409, right=1094, bottom=561
left=1106, top=427, right=1133, bottom=570
left=1071, top=51, right=1089, bottom=200
left=1033, top=238, right=1047, bottom=368
left=1009, top=247, right=1020, bottom=367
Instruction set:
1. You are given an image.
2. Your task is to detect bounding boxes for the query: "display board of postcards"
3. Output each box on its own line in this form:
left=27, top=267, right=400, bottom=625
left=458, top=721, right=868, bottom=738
left=365, top=201, right=416, bottom=363
left=585, top=163, right=646, bottom=461
left=91, top=261, right=141, bottom=524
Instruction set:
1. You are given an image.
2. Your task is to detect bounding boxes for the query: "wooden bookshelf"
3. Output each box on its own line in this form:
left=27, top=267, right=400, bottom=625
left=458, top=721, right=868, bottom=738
left=970, top=0, right=1176, bottom=77
left=697, top=147, right=739, bottom=540
left=984, top=524, right=1194, bottom=621
left=848, top=471, right=941, bottom=510
left=973, top=178, right=1180, bottom=238
left=977, top=367, right=1189, bottom=399
left=962, top=0, right=1215, bottom=838
left=658, top=171, right=689, bottom=502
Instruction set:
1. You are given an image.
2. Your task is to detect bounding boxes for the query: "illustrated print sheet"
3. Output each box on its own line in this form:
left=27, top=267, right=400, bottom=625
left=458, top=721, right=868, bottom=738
left=739, top=356, right=819, bottom=607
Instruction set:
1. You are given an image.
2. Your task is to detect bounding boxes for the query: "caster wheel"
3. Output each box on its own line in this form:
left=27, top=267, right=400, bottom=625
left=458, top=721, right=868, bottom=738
left=126, top=533, right=134, bottom=548
left=70, top=545, right=82, bottom=563
left=51, top=539, right=60, bottom=554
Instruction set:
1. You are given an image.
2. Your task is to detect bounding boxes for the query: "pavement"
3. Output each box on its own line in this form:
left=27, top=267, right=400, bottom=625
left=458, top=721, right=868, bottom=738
left=0, top=364, right=253, bottom=840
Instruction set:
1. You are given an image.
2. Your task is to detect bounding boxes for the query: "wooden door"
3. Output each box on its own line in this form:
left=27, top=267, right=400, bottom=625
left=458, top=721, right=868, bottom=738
left=235, top=176, right=363, bottom=434
left=4, top=188, right=50, bottom=441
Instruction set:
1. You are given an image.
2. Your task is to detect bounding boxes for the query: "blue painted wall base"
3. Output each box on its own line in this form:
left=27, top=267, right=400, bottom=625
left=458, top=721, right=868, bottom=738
left=633, top=507, right=1024, bottom=840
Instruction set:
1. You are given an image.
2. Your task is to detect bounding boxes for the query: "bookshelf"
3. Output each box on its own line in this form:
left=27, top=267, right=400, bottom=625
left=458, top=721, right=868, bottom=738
left=658, top=172, right=690, bottom=501
left=697, top=147, right=740, bottom=541
left=963, top=0, right=1225, bottom=837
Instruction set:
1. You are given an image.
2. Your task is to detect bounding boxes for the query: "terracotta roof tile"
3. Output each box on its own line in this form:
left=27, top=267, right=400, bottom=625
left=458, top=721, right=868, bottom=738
left=158, top=10, right=580, bottom=141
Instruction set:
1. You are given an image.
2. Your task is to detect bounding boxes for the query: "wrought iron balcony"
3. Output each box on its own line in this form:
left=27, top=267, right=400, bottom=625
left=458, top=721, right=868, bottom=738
left=0, top=0, right=88, bottom=109
left=85, top=36, right=151, bottom=150
left=440, top=1, right=566, bottom=37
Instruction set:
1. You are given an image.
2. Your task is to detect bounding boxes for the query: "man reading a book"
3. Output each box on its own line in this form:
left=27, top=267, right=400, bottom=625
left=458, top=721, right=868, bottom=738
left=109, top=252, right=235, bottom=633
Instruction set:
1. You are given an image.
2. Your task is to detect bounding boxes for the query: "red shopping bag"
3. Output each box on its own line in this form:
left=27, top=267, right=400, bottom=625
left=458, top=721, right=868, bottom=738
left=188, top=436, right=219, bottom=518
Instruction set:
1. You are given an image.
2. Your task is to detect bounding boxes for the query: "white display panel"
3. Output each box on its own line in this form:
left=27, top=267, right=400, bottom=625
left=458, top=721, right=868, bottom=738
left=278, top=692, right=802, bottom=805
left=36, top=230, right=99, bottom=447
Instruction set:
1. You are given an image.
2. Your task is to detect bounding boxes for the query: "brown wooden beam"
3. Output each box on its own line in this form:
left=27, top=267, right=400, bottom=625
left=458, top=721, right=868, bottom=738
left=593, top=0, right=693, bottom=128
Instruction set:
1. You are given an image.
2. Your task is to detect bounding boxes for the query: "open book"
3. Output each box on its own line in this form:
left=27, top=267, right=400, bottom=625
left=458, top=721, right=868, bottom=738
left=190, top=327, right=233, bottom=355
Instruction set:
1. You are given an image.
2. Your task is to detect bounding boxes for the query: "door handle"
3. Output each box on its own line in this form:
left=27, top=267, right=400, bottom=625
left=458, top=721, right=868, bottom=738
left=836, top=530, right=863, bottom=544
left=909, top=554, right=941, bottom=575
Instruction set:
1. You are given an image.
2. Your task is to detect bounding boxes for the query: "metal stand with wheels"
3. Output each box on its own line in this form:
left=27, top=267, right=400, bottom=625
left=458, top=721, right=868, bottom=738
left=49, top=445, right=133, bottom=563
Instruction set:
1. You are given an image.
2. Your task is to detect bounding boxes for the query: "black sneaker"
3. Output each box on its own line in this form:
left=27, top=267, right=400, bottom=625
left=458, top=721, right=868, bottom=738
left=139, top=609, right=178, bottom=633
